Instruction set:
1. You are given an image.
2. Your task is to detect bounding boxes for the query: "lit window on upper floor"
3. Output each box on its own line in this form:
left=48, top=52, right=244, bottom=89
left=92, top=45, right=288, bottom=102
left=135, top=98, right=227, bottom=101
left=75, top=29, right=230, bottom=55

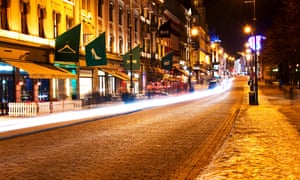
left=109, top=34, right=114, bottom=52
left=66, top=15, right=74, bottom=30
left=134, top=16, right=138, bottom=32
left=109, top=1, right=114, bottom=22
left=87, top=0, right=91, bottom=11
left=53, top=11, right=61, bottom=38
left=98, top=0, right=103, bottom=18
left=38, top=5, right=46, bottom=38
left=21, top=2, right=29, bottom=34
left=119, top=36, right=123, bottom=54
left=119, top=6, right=123, bottom=25
left=0, top=0, right=9, bottom=30
left=127, top=29, right=130, bottom=51
left=127, top=9, right=131, bottom=27
left=81, top=0, right=91, bottom=11
left=81, top=0, right=87, bottom=9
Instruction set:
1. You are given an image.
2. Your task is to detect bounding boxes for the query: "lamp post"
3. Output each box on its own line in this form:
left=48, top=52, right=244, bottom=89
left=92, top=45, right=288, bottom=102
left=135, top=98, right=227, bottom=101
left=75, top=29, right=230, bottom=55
left=185, top=8, right=193, bottom=92
left=129, top=0, right=133, bottom=95
left=244, top=25, right=258, bottom=104
left=210, top=43, right=215, bottom=78
left=191, top=27, right=200, bottom=84
left=245, top=0, right=258, bottom=105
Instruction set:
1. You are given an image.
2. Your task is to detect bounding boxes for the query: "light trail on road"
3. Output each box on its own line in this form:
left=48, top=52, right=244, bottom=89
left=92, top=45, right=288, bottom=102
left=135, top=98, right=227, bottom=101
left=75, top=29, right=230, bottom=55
left=0, top=79, right=233, bottom=133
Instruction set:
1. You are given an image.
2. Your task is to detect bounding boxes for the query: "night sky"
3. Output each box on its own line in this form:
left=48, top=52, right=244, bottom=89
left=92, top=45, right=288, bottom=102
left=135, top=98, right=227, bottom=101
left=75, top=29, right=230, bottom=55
left=203, top=0, right=282, bottom=56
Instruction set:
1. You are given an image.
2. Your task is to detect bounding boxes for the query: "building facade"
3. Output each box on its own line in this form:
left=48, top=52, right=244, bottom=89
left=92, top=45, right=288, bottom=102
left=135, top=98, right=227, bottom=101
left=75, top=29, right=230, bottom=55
left=0, top=0, right=211, bottom=115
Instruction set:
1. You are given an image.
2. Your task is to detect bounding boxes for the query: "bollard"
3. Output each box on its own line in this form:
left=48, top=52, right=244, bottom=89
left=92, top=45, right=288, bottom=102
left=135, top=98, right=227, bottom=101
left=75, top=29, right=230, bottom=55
left=249, top=91, right=256, bottom=105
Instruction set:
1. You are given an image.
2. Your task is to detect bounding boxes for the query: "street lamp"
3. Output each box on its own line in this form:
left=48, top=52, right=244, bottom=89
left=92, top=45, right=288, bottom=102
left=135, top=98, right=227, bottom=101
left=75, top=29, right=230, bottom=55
left=191, top=27, right=200, bottom=83
left=191, top=28, right=198, bottom=37
left=129, top=0, right=134, bottom=95
left=244, top=0, right=258, bottom=105
left=185, top=8, right=194, bottom=92
left=210, top=42, right=217, bottom=78
left=244, top=25, right=258, bottom=104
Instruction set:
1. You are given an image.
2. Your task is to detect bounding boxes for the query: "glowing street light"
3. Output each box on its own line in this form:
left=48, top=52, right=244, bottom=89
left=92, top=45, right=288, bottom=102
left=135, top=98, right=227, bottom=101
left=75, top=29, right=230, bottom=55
left=244, top=0, right=258, bottom=105
left=191, top=28, right=199, bottom=37
left=244, top=24, right=258, bottom=105
left=244, top=25, right=252, bottom=34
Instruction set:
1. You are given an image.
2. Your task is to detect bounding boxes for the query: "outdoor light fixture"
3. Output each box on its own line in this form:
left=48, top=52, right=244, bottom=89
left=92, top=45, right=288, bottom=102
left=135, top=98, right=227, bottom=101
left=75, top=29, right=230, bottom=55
left=129, top=0, right=133, bottom=94
left=244, top=0, right=258, bottom=105
left=185, top=8, right=193, bottom=92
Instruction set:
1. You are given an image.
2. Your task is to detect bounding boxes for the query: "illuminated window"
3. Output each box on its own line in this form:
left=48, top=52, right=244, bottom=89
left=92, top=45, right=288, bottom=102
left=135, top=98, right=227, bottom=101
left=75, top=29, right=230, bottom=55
left=20, top=2, right=29, bottom=34
left=82, top=0, right=87, bottom=10
left=134, top=15, right=138, bottom=32
left=0, top=0, right=8, bottom=30
left=38, top=5, right=46, bottom=38
left=145, top=39, right=150, bottom=53
left=127, top=28, right=130, bottom=51
left=87, top=0, right=91, bottom=10
left=134, top=15, right=138, bottom=43
left=109, top=1, right=114, bottom=22
left=98, top=0, right=103, bottom=17
left=109, top=34, right=114, bottom=52
left=119, top=36, right=123, bottom=54
left=127, top=9, right=130, bottom=27
left=53, top=11, right=60, bottom=38
left=119, top=6, right=123, bottom=25
left=66, top=15, right=73, bottom=30
left=194, top=0, right=199, bottom=8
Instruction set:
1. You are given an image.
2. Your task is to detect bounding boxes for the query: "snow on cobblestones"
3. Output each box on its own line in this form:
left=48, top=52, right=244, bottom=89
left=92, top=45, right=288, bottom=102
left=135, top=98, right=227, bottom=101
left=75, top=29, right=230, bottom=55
left=198, top=101, right=300, bottom=179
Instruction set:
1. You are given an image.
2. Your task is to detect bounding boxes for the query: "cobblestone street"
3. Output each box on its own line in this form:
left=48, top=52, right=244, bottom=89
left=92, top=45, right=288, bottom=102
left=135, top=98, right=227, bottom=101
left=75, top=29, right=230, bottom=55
left=2, top=79, right=300, bottom=179
left=0, top=80, right=242, bottom=179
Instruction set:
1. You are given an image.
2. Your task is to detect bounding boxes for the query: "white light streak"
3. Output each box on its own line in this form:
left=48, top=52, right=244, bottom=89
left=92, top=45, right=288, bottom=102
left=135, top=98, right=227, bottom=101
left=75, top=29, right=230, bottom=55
left=0, top=79, right=233, bottom=134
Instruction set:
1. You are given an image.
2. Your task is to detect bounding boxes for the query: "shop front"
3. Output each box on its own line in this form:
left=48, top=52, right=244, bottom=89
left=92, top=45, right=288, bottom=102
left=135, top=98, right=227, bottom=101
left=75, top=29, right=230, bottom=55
left=0, top=40, right=78, bottom=115
left=78, top=65, right=132, bottom=106
left=0, top=60, right=76, bottom=115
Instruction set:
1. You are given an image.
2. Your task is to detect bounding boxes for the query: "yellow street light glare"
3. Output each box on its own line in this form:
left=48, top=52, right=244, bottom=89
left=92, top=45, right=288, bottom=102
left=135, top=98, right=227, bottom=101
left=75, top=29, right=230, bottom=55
left=244, top=25, right=252, bottom=34
left=211, top=43, right=216, bottom=49
left=191, top=28, right=198, bottom=36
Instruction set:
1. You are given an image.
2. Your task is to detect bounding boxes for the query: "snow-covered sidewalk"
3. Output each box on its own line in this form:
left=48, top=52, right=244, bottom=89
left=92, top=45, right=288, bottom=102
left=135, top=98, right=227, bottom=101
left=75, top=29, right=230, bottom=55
left=197, top=89, right=300, bottom=179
